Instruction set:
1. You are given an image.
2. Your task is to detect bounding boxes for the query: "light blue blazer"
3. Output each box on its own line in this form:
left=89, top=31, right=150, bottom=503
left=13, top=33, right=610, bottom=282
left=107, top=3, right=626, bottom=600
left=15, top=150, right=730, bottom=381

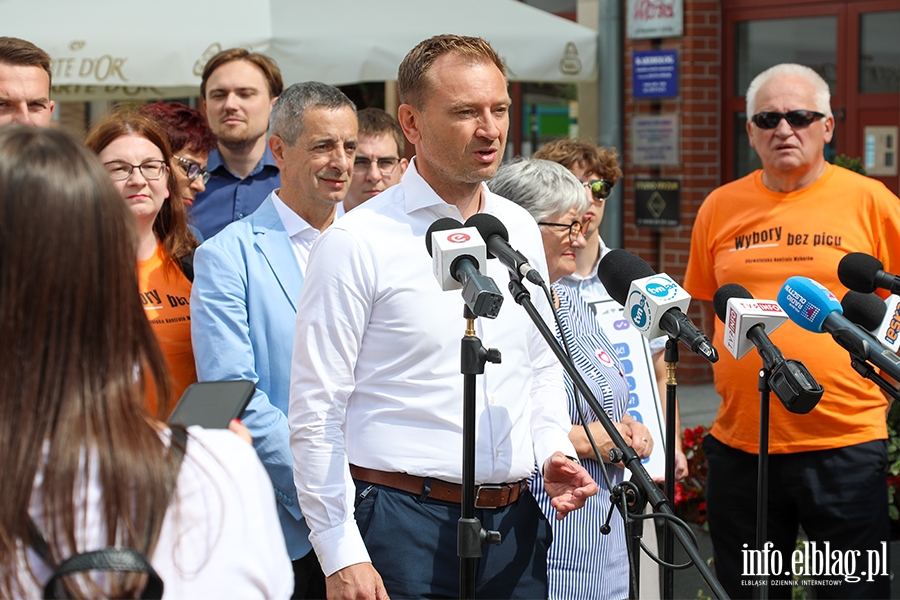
left=191, top=193, right=311, bottom=560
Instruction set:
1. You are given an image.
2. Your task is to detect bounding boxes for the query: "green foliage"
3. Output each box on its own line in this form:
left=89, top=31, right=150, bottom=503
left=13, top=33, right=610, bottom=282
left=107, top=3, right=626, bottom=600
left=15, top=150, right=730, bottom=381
left=832, top=154, right=868, bottom=176
left=888, top=402, right=900, bottom=523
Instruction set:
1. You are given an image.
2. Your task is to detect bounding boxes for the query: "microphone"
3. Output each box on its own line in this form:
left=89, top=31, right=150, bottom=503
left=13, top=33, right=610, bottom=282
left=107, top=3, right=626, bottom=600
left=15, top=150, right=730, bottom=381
left=838, top=252, right=900, bottom=295
left=713, top=283, right=823, bottom=414
left=714, top=284, right=788, bottom=362
left=842, top=291, right=900, bottom=352
left=777, top=276, right=900, bottom=382
left=464, top=213, right=545, bottom=286
left=425, top=218, right=503, bottom=319
left=597, top=249, right=719, bottom=363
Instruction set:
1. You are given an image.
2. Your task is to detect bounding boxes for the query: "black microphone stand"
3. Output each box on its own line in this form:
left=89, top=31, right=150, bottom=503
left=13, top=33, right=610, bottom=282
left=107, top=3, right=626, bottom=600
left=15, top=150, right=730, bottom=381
left=458, top=305, right=502, bottom=600
left=507, top=277, right=730, bottom=600
left=848, top=356, right=900, bottom=402
left=755, top=368, right=773, bottom=600
left=662, top=338, right=679, bottom=600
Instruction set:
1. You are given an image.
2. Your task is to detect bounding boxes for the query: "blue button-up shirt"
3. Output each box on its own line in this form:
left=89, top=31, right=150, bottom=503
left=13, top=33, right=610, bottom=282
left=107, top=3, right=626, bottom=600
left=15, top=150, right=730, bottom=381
left=189, top=146, right=281, bottom=240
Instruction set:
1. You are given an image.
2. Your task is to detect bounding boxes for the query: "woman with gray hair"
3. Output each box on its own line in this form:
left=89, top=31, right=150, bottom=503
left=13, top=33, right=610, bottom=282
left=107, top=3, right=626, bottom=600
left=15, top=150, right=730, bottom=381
left=490, top=158, right=653, bottom=599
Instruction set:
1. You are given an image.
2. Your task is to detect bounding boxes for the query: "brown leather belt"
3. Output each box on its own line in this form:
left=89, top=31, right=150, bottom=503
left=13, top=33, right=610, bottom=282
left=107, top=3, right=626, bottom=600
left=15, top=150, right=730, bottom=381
left=349, top=465, right=528, bottom=509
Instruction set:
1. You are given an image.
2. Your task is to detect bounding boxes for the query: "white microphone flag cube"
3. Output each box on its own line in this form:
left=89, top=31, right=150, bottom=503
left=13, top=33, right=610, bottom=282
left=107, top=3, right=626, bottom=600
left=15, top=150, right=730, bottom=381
left=625, top=273, right=691, bottom=338
left=723, top=298, right=788, bottom=359
left=430, top=226, right=487, bottom=291
left=874, top=295, right=900, bottom=351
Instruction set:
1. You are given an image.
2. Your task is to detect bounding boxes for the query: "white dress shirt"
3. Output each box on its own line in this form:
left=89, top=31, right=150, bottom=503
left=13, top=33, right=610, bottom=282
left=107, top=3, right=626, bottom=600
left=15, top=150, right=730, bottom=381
left=288, top=159, right=576, bottom=576
left=271, top=189, right=321, bottom=273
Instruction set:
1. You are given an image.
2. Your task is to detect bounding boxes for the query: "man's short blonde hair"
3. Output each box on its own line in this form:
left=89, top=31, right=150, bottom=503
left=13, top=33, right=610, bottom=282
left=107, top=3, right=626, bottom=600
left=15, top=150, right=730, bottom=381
left=398, top=35, right=506, bottom=109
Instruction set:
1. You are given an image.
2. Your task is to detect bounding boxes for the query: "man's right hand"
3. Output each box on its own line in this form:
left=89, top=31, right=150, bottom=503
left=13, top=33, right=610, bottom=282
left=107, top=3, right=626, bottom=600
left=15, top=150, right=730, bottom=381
left=326, top=563, right=390, bottom=600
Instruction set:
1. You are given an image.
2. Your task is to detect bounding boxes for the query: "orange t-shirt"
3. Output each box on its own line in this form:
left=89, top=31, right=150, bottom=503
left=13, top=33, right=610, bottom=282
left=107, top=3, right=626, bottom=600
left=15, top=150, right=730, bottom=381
left=684, top=164, right=900, bottom=454
left=138, top=243, right=197, bottom=415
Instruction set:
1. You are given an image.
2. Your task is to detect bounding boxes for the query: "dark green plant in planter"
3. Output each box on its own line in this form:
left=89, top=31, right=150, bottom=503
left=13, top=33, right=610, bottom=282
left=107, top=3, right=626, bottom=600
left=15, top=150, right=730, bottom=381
left=887, top=401, right=900, bottom=536
left=832, top=154, right=868, bottom=176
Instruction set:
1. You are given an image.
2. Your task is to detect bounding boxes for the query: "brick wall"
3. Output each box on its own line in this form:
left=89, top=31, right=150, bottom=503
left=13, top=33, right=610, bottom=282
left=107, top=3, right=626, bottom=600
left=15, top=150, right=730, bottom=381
left=622, top=0, right=721, bottom=383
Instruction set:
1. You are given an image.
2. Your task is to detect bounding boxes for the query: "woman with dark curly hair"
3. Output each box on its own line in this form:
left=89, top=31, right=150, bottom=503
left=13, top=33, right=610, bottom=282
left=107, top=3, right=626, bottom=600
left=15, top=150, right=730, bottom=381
left=86, top=109, right=200, bottom=411
left=140, top=101, right=217, bottom=209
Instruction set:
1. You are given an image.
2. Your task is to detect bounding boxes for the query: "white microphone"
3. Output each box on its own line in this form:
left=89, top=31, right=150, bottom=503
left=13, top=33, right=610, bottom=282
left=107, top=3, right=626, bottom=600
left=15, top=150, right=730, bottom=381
left=425, top=218, right=503, bottom=319
left=842, top=291, right=900, bottom=352
left=875, top=296, right=900, bottom=351
left=626, top=273, right=692, bottom=338
left=714, top=283, right=822, bottom=414
left=597, top=249, right=718, bottom=363
left=717, top=290, right=788, bottom=360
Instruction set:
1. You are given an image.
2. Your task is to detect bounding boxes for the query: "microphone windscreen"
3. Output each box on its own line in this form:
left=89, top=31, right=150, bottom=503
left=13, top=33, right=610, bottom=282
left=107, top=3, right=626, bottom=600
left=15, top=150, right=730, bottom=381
left=838, top=252, right=884, bottom=294
left=597, top=249, right=656, bottom=305
left=425, top=217, right=464, bottom=257
left=464, top=214, right=509, bottom=261
left=841, top=290, right=887, bottom=331
left=713, top=283, right=754, bottom=323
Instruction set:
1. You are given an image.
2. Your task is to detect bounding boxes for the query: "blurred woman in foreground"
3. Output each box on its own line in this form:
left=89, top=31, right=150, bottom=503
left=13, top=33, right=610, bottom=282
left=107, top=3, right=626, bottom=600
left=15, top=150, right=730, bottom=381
left=0, top=126, right=291, bottom=598
left=490, top=158, right=653, bottom=599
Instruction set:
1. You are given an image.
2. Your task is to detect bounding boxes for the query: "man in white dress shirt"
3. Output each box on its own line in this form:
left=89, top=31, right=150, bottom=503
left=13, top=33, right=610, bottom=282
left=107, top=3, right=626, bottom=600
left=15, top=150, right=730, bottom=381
left=289, top=35, right=597, bottom=600
left=192, top=81, right=357, bottom=599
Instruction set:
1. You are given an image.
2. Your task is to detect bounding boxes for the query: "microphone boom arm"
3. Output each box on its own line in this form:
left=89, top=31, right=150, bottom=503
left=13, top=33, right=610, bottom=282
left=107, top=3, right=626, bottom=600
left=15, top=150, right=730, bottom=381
left=506, top=276, right=730, bottom=600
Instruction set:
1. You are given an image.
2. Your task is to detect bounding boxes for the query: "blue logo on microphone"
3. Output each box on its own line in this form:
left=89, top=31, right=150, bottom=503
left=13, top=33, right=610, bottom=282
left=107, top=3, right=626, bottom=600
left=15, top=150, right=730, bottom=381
left=628, top=290, right=651, bottom=332
left=645, top=276, right=678, bottom=299
left=630, top=299, right=648, bottom=328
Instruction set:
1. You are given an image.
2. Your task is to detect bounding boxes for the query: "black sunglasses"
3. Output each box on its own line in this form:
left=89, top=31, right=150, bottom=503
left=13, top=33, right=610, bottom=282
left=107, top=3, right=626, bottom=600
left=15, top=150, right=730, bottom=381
left=750, top=110, right=825, bottom=130
left=584, top=179, right=614, bottom=201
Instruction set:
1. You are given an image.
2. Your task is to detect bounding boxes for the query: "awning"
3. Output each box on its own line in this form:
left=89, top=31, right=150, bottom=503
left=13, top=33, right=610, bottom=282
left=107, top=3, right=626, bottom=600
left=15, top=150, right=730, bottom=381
left=2, top=0, right=598, bottom=101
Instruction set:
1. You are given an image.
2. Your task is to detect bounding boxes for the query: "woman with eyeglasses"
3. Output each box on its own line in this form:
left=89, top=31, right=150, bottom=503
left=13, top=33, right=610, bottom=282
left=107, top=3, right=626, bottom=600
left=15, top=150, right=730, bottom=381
left=490, top=158, right=652, bottom=600
left=140, top=101, right=216, bottom=210
left=85, top=109, right=200, bottom=413
left=0, top=126, right=291, bottom=598
left=533, top=139, right=621, bottom=287
left=537, top=139, right=688, bottom=466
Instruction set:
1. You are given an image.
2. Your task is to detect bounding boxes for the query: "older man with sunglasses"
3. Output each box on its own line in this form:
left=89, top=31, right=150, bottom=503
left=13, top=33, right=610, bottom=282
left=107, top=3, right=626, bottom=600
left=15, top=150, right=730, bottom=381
left=684, top=63, right=900, bottom=599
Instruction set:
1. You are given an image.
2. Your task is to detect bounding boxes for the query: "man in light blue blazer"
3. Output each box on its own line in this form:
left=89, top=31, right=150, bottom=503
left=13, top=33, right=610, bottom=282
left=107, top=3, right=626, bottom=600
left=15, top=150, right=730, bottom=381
left=191, top=81, right=358, bottom=599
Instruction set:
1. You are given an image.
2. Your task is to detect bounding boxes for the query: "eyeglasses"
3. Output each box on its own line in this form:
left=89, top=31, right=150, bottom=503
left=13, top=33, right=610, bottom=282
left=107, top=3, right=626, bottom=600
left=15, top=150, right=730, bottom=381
left=584, top=179, right=614, bottom=201
left=538, top=219, right=588, bottom=243
left=104, top=160, right=167, bottom=181
left=174, top=156, right=210, bottom=184
left=353, top=157, right=400, bottom=176
left=750, top=110, right=826, bottom=130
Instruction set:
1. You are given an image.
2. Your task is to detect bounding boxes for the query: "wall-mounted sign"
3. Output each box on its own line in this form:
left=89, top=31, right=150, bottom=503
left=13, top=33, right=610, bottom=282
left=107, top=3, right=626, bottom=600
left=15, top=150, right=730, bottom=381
left=627, top=0, right=684, bottom=40
left=864, top=126, right=898, bottom=177
left=632, top=114, right=680, bottom=166
left=633, top=50, right=678, bottom=99
left=635, top=179, right=681, bottom=228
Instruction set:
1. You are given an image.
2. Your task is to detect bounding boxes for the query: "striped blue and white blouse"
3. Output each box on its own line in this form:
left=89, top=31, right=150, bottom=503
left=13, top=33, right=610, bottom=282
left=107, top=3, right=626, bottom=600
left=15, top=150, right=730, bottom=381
left=529, top=282, right=631, bottom=600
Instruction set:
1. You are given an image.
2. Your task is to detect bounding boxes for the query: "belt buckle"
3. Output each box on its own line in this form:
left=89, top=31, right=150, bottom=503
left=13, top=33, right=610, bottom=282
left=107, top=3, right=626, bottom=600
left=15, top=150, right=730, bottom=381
left=474, top=484, right=507, bottom=509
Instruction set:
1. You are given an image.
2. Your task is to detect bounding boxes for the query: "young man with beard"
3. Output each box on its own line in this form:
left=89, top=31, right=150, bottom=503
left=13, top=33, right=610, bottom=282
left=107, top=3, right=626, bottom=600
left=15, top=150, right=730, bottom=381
left=338, top=107, right=408, bottom=217
left=192, top=48, right=282, bottom=239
